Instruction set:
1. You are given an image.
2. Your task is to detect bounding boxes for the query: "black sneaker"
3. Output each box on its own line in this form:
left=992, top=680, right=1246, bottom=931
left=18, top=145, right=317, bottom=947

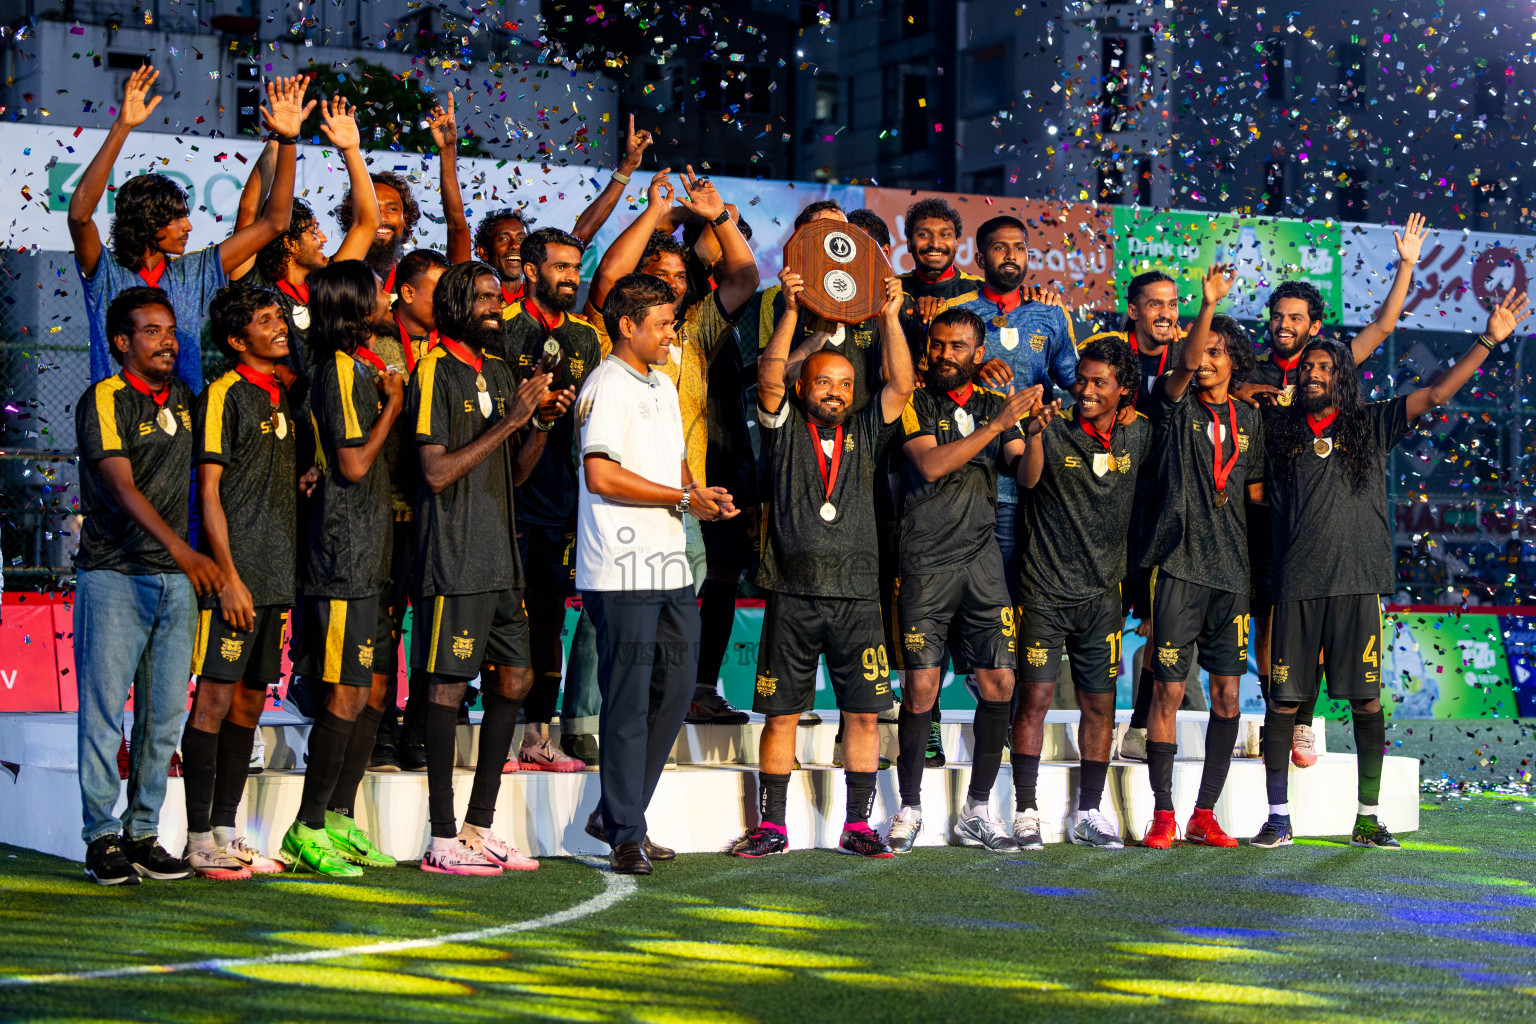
left=729, top=825, right=789, bottom=858
left=84, top=836, right=141, bottom=886
left=837, top=824, right=894, bottom=858
left=924, top=721, right=946, bottom=768
left=1350, top=815, right=1401, bottom=849
left=399, top=743, right=428, bottom=772
left=284, top=674, right=320, bottom=720
left=1249, top=814, right=1294, bottom=849
left=367, top=743, right=402, bottom=773
left=123, top=835, right=194, bottom=881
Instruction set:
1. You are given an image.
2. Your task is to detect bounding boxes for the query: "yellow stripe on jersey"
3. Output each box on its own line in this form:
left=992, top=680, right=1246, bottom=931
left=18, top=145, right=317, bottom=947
left=415, top=346, right=444, bottom=436
left=202, top=371, right=240, bottom=457
left=502, top=299, right=524, bottom=321
left=94, top=377, right=128, bottom=451
left=900, top=394, right=921, bottom=436
left=192, top=609, right=213, bottom=675
left=335, top=351, right=361, bottom=440
left=949, top=289, right=980, bottom=305
left=323, top=600, right=347, bottom=684
left=427, top=595, right=446, bottom=674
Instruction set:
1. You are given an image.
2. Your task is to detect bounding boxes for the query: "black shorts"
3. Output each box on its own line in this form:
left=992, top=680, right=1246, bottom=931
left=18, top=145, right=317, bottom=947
left=1270, top=594, right=1383, bottom=703
left=755, top=592, right=892, bottom=715
left=194, top=604, right=289, bottom=687
left=294, top=594, right=383, bottom=687
left=517, top=524, right=577, bottom=598
left=1018, top=586, right=1123, bottom=694
left=412, top=589, right=531, bottom=680
left=897, top=549, right=1015, bottom=671
left=1149, top=569, right=1249, bottom=680
left=1121, top=566, right=1153, bottom=622
left=1246, top=503, right=1275, bottom=618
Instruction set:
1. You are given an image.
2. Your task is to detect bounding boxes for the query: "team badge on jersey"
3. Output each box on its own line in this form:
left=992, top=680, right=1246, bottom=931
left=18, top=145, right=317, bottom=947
left=954, top=407, right=975, bottom=437
left=1000, top=327, right=1020, bottom=350
left=1029, top=333, right=1046, bottom=352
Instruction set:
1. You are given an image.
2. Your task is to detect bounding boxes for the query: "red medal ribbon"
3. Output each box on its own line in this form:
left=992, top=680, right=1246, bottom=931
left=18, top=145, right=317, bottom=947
left=1130, top=334, right=1171, bottom=377
left=1272, top=350, right=1302, bottom=372
left=398, top=315, right=438, bottom=374
left=383, top=264, right=397, bottom=297
left=915, top=265, right=956, bottom=285
left=275, top=277, right=310, bottom=306
left=437, top=335, right=484, bottom=374
left=121, top=369, right=169, bottom=406
left=234, top=363, right=283, bottom=407
left=501, top=281, right=525, bottom=306
left=352, top=345, right=387, bottom=374
left=1306, top=409, right=1339, bottom=437
left=808, top=423, right=844, bottom=503
left=1079, top=413, right=1114, bottom=451
left=137, top=259, right=167, bottom=289
left=981, top=284, right=1022, bottom=317
left=1203, top=398, right=1241, bottom=497
left=948, top=382, right=974, bottom=406
left=524, top=297, right=563, bottom=335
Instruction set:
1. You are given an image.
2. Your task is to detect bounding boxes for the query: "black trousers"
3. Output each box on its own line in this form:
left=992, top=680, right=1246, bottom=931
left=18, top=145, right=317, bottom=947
left=584, top=587, right=699, bottom=845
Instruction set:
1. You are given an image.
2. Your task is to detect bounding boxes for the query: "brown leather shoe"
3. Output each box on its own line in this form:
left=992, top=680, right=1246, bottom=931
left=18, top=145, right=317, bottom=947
left=610, top=841, right=652, bottom=875
left=641, top=838, right=675, bottom=861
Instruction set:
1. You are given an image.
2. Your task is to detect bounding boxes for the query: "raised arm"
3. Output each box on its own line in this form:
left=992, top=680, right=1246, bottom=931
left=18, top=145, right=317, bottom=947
left=758, top=267, right=802, bottom=416
left=904, top=385, right=1042, bottom=482
left=68, top=65, right=162, bottom=277
left=1351, top=213, right=1428, bottom=366
left=878, top=277, right=917, bottom=423
left=218, top=76, right=315, bottom=275
left=1166, top=265, right=1234, bottom=402
left=589, top=169, right=675, bottom=313
left=227, top=142, right=279, bottom=281
left=322, top=95, right=380, bottom=263
left=572, top=113, right=652, bottom=244
left=429, top=94, right=472, bottom=264
left=419, top=373, right=548, bottom=493
left=676, top=167, right=759, bottom=315
left=336, top=368, right=403, bottom=483
left=1405, top=289, right=1530, bottom=420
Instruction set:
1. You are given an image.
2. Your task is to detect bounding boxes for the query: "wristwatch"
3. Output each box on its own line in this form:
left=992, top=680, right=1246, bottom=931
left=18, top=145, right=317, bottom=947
left=675, top=488, right=691, bottom=515
left=711, top=209, right=732, bottom=227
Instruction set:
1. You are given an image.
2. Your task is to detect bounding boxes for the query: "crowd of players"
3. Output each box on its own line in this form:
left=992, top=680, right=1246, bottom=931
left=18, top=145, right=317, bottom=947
left=66, top=69, right=1529, bottom=883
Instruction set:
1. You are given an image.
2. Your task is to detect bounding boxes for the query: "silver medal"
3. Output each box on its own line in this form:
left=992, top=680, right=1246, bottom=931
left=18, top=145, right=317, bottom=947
left=819, top=501, right=837, bottom=522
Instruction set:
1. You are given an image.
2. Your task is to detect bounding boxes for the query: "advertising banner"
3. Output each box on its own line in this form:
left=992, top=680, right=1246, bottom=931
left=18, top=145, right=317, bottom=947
left=1338, top=224, right=1535, bottom=334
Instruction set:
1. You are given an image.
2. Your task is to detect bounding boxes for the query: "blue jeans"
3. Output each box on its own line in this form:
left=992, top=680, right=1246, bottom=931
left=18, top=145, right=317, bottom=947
left=74, top=569, right=195, bottom=844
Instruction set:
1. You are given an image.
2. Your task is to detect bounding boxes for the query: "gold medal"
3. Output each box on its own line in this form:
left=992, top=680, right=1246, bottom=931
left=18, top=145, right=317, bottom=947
left=992, top=315, right=1008, bottom=328
left=1314, top=437, right=1332, bottom=457
left=156, top=406, right=176, bottom=436
left=475, top=372, right=487, bottom=392
left=1214, top=489, right=1228, bottom=507
left=1278, top=384, right=1295, bottom=407
left=819, top=501, right=837, bottom=522
left=1106, top=453, right=1118, bottom=473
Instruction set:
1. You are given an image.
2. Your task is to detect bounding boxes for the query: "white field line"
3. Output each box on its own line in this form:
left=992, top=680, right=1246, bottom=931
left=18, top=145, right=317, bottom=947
left=0, top=857, right=635, bottom=987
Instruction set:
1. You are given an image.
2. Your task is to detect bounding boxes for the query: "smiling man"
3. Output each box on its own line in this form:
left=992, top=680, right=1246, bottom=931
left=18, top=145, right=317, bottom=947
left=897, top=197, right=982, bottom=359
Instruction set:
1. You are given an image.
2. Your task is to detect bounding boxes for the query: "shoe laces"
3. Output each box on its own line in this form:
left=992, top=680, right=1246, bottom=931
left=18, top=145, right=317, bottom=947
left=886, top=815, right=918, bottom=839
left=1142, top=814, right=1182, bottom=844
left=1083, top=809, right=1118, bottom=837
left=1013, top=811, right=1041, bottom=834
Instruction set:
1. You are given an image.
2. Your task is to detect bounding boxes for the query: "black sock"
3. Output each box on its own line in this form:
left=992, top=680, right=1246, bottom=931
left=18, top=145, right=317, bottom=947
left=1129, top=666, right=1155, bottom=730
left=896, top=704, right=930, bottom=807
left=966, top=699, right=1010, bottom=804
left=759, top=771, right=790, bottom=827
left=1012, top=753, right=1041, bottom=812
left=1295, top=699, right=1316, bottom=732
left=1257, top=673, right=1271, bottom=702
left=1354, top=708, right=1386, bottom=807
left=326, top=704, right=383, bottom=819
left=695, top=578, right=737, bottom=691
left=466, top=692, right=522, bottom=829
left=298, top=710, right=355, bottom=830
left=845, top=770, right=877, bottom=825
left=1197, top=713, right=1241, bottom=810
left=425, top=702, right=460, bottom=839
left=1147, top=741, right=1177, bottom=812
left=1262, top=707, right=1296, bottom=807
left=1077, top=759, right=1109, bottom=812
left=212, top=720, right=256, bottom=829
left=180, top=723, right=220, bottom=835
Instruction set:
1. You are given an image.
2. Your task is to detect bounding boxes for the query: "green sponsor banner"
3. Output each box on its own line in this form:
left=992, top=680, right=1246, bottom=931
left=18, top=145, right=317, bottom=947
left=1112, top=210, right=1343, bottom=323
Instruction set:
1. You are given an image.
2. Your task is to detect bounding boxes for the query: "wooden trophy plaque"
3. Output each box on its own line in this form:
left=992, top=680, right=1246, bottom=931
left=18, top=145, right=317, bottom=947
left=782, top=219, right=892, bottom=325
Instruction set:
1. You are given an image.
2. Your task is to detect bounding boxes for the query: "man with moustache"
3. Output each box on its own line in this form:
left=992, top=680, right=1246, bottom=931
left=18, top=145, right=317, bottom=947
left=1254, top=290, right=1528, bottom=849
left=898, top=198, right=983, bottom=359
left=886, top=308, right=1050, bottom=854
left=1248, top=215, right=1428, bottom=767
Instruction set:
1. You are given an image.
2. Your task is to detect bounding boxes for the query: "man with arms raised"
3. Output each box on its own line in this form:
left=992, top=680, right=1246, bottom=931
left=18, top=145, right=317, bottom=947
left=1253, top=289, right=1529, bottom=849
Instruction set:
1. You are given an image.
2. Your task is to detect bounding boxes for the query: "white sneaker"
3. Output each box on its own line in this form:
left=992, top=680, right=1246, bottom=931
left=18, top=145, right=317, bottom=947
left=1011, top=810, right=1044, bottom=850
left=420, top=837, right=503, bottom=876
left=218, top=832, right=286, bottom=874
left=884, top=808, right=922, bottom=854
left=183, top=833, right=252, bottom=880
left=1070, top=809, right=1125, bottom=850
left=1119, top=726, right=1148, bottom=762
left=1291, top=724, right=1318, bottom=767
left=459, top=824, right=538, bottom=871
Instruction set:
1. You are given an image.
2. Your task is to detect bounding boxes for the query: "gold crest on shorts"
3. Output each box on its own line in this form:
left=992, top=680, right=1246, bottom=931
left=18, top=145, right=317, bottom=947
left=357, top=643, right=374, bottom=670
left=1026, top=646, right=1049, bottom=667
left=1272, top=663, right=1289, bottom=685
left=755, top=673, right=777, bottom=696
left=220, top=637, right=244, bottom=663
left=452, top=632, right=475, bottom=661
left=1158, top=645, right=1180, bottom=668
left=904, top=631, right=926, bottom=653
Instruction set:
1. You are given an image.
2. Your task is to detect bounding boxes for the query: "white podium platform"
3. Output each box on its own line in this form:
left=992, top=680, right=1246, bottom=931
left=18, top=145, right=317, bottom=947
left=0, top=710, right=1415, bottom=865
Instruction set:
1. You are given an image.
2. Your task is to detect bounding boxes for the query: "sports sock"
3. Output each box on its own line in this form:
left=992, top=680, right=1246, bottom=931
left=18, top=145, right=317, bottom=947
left=466, top=692, right=523, bottom=829
left=297, top=710, right=355, bottom=830
left=179, top=723, right=220, bottom=835
left=1146, top=741, right=1177, bottom=812
left=759, top=771, right=791, bottom=828
left=845, top=770, right=877, bottom=825
left=1196, top=713, right=1241, bottom=811
left=326, top=703, right=383, bottom=819
left=425, top=702, right=460, bottom=839
left=1353, top=708, right=1386, bottom=807
left=966, top=699, right=1011, bottom=806
left=211, top=720, right=256, bottom=829
left=1012, top=753, right=1041, bottom=812
left=896, top=704, right=930, bottom=808
left=1129, top=666, right=1155, bottom=730
left=695, top=578, right=737, bottom=693
left=1262, top=706, right=1296, bottom=807
left=1077, top=759, right=1109, bottom=813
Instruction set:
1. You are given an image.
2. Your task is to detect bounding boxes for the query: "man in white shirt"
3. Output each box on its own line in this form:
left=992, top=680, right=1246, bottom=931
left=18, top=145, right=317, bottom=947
left=576, top=272, right=737, bottom=875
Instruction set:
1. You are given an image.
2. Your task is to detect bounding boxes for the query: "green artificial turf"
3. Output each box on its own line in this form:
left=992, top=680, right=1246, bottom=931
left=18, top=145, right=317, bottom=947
left=2, top=721, right=1535, bottom=1023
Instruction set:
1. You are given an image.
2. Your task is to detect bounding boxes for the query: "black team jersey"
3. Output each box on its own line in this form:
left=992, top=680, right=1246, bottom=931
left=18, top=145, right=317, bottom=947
left=1267, top=396, right=1410, bottom=602
left=503, top=302, right=602, bottom=527
left=757, top=284, right=882, bottom=413
left=406, top=345, right=524, bottom=597
left=74, top=373, right=195, bottom=575
left=755, top=399, right=898, bottom=599
left=898, top=384, right=1023, bottom=576
left=1019, top=408, right=1152, bottom=610
left=306, top=349, right=392, bottom=599
left=899, top=267, right=983, bottom=361
left=1250, top=351, right=1302, bottom=414
left=1142, top=381, right=1266, bottom=595
left=248, top=273, right=315, bottom=416
left=195, top=369, right=297, bottom=607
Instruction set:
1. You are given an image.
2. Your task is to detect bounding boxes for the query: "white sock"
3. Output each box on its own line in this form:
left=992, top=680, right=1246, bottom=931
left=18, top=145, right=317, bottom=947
left=211, top=826, right=235, bottom=846
left=963, top=796, right=989, bottom=820
left=1268, top=803, right=1290, bottom=817
left=898, top=804, right=921, bottom=822
left=185, top=830, right=214, bottom=849
left=1075, top=807, right=1096, bottom=823
left=1357, top=802, right=1378, bottom=818
left=431, top=835, right=462, bottom=853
